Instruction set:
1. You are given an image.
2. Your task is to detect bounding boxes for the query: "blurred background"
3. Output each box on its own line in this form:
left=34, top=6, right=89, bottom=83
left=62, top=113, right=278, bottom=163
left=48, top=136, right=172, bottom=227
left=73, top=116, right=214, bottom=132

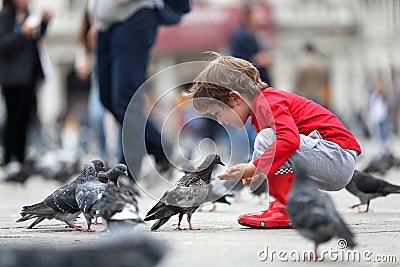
left=0, top=0, right=399, bottom=181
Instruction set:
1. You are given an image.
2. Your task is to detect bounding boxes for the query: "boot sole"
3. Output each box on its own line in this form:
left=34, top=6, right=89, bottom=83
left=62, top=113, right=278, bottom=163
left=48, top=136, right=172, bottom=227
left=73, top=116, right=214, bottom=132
left=238, top=221, right=293, bottom=229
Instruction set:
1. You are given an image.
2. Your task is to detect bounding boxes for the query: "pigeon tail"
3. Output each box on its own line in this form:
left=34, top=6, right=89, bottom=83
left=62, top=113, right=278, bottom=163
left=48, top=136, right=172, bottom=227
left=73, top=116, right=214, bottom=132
left=382, top=184, right=400, bottom=194
left=215, top=196, right=231, bottom=205
left=144, top=207, right=178, bottom=222
left=17, top=202, right=54, bottom=222
left=151, top=217, right=171, bottom=231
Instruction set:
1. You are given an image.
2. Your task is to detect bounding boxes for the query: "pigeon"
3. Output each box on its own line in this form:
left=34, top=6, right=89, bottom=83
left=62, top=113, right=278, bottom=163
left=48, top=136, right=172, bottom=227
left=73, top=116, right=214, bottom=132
left=363, top=153, right=400, bottom=175
left=34, top=149, right=81, bottom=184
left=16, top=160, right=106, bottom=229
left=3, top=161, right=31, bottom=184
left=89, top=163, right=129, bottom=225
left=345, top=170, right=400, bottom=212
left=0, top=231, right=167, bottom=267
left=199, top=179, right=235, bottom=212
left=75, top=164, right=108, bottom=232
left=99, top=176, right=142, bottom=232
left=145, top=154, right=225, bottom=231
left=286, top=160, right=356, bottom=257
left=97, top=164, right=128, bottom=184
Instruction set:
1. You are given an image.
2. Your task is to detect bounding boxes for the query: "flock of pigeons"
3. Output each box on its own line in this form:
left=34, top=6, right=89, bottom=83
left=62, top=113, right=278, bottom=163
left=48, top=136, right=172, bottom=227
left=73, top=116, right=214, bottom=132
left=5, top=152, right=400, bottom=264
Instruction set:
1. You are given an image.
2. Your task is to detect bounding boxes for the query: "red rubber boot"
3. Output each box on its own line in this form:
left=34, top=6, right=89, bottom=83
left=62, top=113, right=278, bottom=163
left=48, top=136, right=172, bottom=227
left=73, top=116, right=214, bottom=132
left=238, top=172, right=294, bottom=228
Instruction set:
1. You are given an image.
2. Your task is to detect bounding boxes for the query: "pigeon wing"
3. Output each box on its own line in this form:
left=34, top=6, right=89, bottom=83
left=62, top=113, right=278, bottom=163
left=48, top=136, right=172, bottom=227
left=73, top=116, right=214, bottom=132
left=165, top=185, right=208, bottom=208
left=76, top=182, right=106, bottom=212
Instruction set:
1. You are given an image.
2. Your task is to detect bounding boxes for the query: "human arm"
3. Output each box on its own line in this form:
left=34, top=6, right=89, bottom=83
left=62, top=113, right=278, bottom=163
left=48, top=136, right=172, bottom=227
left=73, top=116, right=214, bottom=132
left=252, top=93, right=300, bottom=177
left=217, top=162, right=257, bottom=180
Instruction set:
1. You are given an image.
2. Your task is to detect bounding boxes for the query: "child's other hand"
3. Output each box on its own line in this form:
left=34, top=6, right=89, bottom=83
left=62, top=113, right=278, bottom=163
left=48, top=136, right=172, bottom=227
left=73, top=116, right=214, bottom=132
left=242, top=174, right=260, bottom=186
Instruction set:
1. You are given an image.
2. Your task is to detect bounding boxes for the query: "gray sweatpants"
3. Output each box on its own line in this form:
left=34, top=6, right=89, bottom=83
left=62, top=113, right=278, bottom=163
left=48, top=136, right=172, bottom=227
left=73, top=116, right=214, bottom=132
left=252, top=129, right=357, bottom=191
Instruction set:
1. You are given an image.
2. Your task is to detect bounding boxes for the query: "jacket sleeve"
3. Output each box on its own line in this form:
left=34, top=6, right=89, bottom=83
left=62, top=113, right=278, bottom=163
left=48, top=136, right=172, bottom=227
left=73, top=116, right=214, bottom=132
left=252, top=94, right=300, bottom=177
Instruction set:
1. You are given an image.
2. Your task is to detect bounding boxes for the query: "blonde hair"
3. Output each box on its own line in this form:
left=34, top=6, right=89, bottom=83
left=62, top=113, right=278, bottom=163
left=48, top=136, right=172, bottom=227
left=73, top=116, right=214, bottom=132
left=187, top=52, right=268, bottom=113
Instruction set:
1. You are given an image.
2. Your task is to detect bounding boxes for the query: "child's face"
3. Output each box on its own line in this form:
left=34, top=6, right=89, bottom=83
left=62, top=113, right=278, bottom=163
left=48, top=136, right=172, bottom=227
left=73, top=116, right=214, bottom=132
left=207, top=101, right=250, bottom=128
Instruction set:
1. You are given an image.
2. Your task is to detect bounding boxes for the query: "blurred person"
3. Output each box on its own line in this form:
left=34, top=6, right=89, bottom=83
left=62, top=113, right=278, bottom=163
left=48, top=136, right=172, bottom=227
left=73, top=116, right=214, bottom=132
left=76, top=7, right=116, bottom=164
left=188, top=54, right=360, bottom=229
left=389, top=66, right=400, bottom=135
left=0, top=0, right=51, bottom=173
left=294, top=42, right=330, bottom=109
left=87, top=0, right=190, bottom=179
left=229, top=3, right=273, bottom=86
left=368, top=75, right=391, bottom=155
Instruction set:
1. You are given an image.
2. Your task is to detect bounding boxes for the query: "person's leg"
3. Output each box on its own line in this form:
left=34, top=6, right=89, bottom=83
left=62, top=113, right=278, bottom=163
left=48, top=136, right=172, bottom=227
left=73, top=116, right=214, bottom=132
left=96, top=30, right=114, bottom=117
left=238, top=128, right=293, bottom=228
left=110, top=8, right=159, bottom=178
left=238, top=128, right=357, bottom=228
left=252, top=129, right=356, bottom=191
left=288, top=130, right=356, bottom=191
left=15, top=85, right=35, bottom=163
left=88, top=72, right=108, bottom=159
left=2, top=86, right=20, bottom=163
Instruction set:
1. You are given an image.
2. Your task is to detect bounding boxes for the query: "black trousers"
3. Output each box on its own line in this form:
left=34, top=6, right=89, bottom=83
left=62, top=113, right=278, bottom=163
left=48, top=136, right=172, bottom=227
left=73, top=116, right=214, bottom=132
left=1, top=85, right=35, bottom=164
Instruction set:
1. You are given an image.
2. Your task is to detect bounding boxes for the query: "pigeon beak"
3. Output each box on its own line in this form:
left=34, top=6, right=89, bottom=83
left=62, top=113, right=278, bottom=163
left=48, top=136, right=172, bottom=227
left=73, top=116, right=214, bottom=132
left=124, top=171, right=129, bottom=176
left=219, top=161, right=225, bottom=166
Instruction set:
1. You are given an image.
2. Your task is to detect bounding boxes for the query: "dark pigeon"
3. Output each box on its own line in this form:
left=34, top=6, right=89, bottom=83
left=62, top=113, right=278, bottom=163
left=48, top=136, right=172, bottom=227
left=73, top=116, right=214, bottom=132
left=363, top=153, right=400, bottom=175
left=345, top=170, right=400, bottom=212
left=144, top=154, right=225, bottom=231
left=3, top=161, right=31, bottom=184
left=16, top=160, right=106, bottom=229
left=99, top=176, right=142, bottom=232
left=286, top=161, right=356, bottom=257
left=34, top=149, right=81, bottom=184
left=0, top=231, right=167, bottom=267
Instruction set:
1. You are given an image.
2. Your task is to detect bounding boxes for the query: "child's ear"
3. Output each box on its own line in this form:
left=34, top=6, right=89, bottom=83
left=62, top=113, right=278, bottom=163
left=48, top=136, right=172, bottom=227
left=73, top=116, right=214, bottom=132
left=229, top=91, right=243, bottom=104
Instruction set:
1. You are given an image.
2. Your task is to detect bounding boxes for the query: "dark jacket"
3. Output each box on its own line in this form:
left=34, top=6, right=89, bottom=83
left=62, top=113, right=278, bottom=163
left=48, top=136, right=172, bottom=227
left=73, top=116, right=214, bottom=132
left=0, top=5, right=48, bottom=87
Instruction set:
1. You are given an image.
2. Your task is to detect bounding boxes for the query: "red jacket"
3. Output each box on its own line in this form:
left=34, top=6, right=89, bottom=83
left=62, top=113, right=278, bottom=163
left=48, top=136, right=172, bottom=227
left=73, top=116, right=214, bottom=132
left=251, top=88, right=361, bottom=177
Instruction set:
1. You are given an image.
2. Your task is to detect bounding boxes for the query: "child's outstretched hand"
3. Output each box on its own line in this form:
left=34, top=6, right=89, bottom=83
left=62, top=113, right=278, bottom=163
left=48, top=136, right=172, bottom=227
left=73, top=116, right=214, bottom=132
left=217, top=162, right=256, bottom=181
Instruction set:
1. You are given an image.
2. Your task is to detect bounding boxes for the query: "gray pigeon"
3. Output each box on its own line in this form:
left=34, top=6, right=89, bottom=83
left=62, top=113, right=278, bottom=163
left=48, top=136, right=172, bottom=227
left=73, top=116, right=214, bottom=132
left=145, top=154, right=225, bottom=231
left=90, top=163, right=129, bottom=225
left=97, top=164, right=128, bottom=184
left=75, top=164, right=107, bottom=232
left=0, top=231, right=167, bottom=267
left=345, top=170, right=400, bottom=212
left=363, top=153, right=400, bottom=175
left=99, top=176, right=142, bottom=232
left=16, top=160, right=106, bottom=229
left=286, top=161, right=356, bottom=256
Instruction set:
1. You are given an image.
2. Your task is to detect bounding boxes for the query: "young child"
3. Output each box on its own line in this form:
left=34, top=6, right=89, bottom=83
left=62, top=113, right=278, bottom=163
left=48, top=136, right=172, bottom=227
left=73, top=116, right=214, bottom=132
left=187, top=53, right=361, bottom=228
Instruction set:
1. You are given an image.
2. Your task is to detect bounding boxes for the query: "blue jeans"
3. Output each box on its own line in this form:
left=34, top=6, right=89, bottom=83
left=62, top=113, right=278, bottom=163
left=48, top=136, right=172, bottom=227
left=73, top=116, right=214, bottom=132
left=96, top=8, right=168, bottom=177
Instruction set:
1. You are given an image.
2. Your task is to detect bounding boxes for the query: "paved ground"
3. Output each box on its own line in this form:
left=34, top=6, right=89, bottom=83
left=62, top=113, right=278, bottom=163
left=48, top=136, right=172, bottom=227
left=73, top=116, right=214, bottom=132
left=1, top=139, right=400, bottom=266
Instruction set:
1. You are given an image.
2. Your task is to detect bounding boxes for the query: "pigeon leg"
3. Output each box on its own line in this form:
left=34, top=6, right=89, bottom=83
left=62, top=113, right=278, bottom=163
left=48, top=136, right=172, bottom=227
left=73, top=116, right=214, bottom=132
left=187, top=214, right=200, bottom=230
left=175, top=213, right=184, bottom=230
left=313, top=243, right=319, bottom=261
left=364, top=201, right=371, bottom=213
left=209, top=203, right=217, bottom=212
left=92, top=217, right=102, bottom=225
left=68, top=223, right=83, bottom=231
left=350, top=203, right=361, bottom=209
